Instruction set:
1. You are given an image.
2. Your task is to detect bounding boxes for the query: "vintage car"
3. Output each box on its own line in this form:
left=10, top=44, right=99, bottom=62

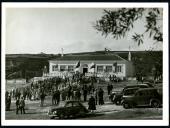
left=111, top=87, right=140, bottom=105
left=121, top=88, right=162, bottom=109
left=109, top=84, right=152, bottom=105
left=48, top=100, right=89, bottom=119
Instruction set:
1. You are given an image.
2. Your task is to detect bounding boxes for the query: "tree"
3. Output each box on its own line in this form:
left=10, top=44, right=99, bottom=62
left=94, top=8, right=163, bottom=45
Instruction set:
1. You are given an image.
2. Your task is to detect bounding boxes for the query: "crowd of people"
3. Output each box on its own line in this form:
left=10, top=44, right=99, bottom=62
left=6, top=73, right=114, bottom=114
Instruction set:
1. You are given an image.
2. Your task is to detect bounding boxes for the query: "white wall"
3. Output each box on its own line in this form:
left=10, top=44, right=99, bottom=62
left=49, top=60, right=127, bottom=78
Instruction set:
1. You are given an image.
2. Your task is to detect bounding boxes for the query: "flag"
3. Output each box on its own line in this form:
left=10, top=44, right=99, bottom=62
left=113, top=62, right=117, bottom=72
left=113, top=62, right=117, bottom=67
left=90, top=62, right=96, bottom=69
left=43, top=66, right=47, bottom=73
left=75, top=61, right=80, bottom=68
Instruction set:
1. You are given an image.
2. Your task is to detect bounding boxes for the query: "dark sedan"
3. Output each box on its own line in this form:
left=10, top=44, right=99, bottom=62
left=48, top=100, right=89, bottom=119
left=109, top=84, right=152, bottom=105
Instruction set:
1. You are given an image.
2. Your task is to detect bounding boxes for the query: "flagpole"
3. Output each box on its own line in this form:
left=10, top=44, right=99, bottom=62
left=94, top=64, right=95, bottom=77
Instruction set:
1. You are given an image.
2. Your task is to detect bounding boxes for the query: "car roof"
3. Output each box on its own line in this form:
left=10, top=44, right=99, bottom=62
left=126, top=83, right=148, bottom=86
left=124, top=87, right=139, bottom=91
left=137, top=84, right=149, bottom=85
left=137, top=88, right=158, bottom=91
left=66, top=100, right=81, bottom=103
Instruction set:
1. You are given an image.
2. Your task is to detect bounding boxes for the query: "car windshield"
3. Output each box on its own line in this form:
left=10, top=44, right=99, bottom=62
left=65, top=102, right=72, bottom=107
left=124, top=89, right=138, bottom=95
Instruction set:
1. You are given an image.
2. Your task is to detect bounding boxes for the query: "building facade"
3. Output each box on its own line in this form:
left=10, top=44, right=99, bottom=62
left=48, top=54, right=134, bottom=79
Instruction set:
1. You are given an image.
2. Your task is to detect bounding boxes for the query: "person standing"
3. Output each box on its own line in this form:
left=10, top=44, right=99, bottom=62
left=20, top=97, right=25, bottom=114
left=83, top=88, right=88, bottom=102
left=88, top=95, right=96, bottom=112
left=40, top=88, right=46, bottom=107
left=76, top=89, right=81, bottom=101
left=52, top=89, right=57, bottom=105
left=56, top=89, right=60, bottom=105
left=16, top=97, right=20, bottom=114
left=107, top=84, right=111, bottom=95
left=94, top=89, right=98, bottom=105
left=67, top=86, right=72, bottom=100
left=98, top=88, right=104, bottom=105
left=5, top=91, right=9, bottom=111
left=6, top=94, right=11, bottom=111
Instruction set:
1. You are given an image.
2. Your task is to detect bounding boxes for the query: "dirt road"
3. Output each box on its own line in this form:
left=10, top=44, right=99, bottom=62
left=5, top=96, right=162, bottom=120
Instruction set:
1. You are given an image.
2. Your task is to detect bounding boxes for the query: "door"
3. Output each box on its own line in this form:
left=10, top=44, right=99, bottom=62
left=135, top=91, right=146, bottom=106
left=83, top=68, right=88, bottom=74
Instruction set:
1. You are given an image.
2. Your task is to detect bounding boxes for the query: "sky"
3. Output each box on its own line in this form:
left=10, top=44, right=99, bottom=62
left=5, top=8, right=163, bottom=54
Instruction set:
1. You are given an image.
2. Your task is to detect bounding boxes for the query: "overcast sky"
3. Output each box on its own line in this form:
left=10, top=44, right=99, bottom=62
left=5, top=8, right=163, bottom=54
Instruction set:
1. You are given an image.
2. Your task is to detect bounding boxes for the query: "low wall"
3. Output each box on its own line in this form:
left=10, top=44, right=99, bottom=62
left=6, top=79, right=26, bottom=84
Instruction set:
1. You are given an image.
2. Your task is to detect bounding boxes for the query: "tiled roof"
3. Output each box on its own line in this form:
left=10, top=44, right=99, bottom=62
left=50, top=54, right=125, bottom=61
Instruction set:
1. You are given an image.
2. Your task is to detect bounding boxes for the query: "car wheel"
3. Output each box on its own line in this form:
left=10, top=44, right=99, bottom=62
left=151, top=100, right=160, bottom=108
left=123, top=103, right=130, bottom=109
left=79, top=110, right=87, bottom=117
left=115, top=100, right=121, bottom=105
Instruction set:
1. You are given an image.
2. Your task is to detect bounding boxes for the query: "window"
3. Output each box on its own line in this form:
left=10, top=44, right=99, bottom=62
left=97, top=66, right=103, bottom=72
left=116, top=65, right=122, bottom=72
left=138, top=91, right=144, bottom=96
left=52, top=65, right=58, bottom=71
left=60, top=65, right=66, bottom=71
left=106, top=66, right=112, bottom=72
left=68, top=65, right=74, bottom=72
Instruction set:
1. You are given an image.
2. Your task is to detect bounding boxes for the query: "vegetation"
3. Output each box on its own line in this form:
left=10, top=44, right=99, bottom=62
left=5, top=53, right=61, bottom=79
left=94, top=8, right=163, bottom=45
left=93, top=8, right=163, bottom=81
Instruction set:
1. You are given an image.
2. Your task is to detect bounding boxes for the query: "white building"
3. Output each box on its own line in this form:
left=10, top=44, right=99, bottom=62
left=48, top=53, right=134, bottom=80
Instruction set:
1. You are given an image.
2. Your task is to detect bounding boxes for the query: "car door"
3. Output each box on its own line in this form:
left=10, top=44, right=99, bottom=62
left=64, top=102, right=73, bottom=116
left=144, top=90, right=152, bottom=105
left=135, top=90, right=146, bottom=106
left=72, top=102, right=81, bottom=116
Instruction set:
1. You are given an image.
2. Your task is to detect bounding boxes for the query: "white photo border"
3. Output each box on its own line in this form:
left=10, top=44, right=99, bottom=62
left=1, top=2, right=169, bottom=126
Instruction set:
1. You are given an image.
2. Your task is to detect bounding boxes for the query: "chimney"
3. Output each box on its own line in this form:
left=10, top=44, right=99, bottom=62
left=128, top=46, right=131, bottom=61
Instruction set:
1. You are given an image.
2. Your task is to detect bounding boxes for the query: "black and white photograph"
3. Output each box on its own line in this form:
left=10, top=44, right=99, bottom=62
left=1, top=2, right=169, bottom=126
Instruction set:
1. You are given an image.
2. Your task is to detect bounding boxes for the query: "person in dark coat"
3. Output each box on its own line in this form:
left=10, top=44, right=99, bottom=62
left=83, top=89, right=88, bottom=102
left=67, top=86, right=72, bottom=100
left=98, top=88, right=104, bottom=105
left=88, top=96, right=96, bottom=112
left=5, top=91, right=9, bottom=111
left=16, top=97, right=20, bottom=114
left=107, top=84, right=111, bottom=95
left=52, top=90, right=57, bottom=105
left=20, top=97, right=25, bottom=114
left=76, top=89, right=81, bottom=101
left=6, top=94, right=11, bottom=111
left=61, top=89, right=66, bottom=101
left=40, top=89, right=46, bottom=107
left=56, top=89, right=60, bottom=105
left=94, top=89, right=98, bottom=105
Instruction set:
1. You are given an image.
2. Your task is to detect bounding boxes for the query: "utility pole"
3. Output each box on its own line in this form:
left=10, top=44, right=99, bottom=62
left=61, top=48, right=64, bottom=57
